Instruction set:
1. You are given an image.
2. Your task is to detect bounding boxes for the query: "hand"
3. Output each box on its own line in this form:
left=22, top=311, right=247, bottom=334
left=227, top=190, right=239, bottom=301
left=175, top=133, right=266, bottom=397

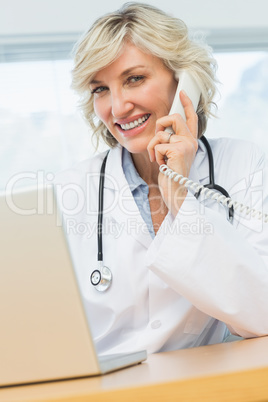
left=147, top=90, right=198, bottom=216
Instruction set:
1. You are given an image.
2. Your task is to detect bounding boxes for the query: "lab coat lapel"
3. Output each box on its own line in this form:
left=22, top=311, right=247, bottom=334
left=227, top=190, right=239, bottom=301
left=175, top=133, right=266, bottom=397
left=103, top=146, right=153, bottom=249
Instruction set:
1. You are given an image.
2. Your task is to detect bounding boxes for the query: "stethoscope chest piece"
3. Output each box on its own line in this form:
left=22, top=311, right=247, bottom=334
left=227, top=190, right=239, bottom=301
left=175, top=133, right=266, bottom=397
left=90, top=262, right=112, bottom=292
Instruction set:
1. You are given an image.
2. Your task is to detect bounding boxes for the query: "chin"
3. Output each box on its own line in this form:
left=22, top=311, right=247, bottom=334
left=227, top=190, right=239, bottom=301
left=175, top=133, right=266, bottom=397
left=122, top=142, right=149, bottom=156
left=121, top=135, right=153, bottom=156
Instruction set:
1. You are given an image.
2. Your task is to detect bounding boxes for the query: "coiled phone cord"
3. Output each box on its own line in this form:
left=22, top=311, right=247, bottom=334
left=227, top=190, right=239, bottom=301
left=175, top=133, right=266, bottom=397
left=159, top=164, right=268, bottom=224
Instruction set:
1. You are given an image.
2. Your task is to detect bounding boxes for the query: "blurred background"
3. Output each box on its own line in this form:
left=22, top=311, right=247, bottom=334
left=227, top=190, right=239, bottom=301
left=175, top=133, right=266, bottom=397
left=1, top=0, right=268, bottom=190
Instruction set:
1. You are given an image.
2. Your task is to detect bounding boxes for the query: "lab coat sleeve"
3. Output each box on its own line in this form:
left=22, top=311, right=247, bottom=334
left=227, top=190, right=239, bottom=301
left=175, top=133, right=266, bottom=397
left=146, top=155, right=268, bottom=338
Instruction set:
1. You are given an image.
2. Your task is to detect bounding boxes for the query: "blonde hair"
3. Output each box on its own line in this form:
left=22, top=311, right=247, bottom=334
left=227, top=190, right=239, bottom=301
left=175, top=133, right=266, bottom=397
left=71, top=2, right=218, bottom=148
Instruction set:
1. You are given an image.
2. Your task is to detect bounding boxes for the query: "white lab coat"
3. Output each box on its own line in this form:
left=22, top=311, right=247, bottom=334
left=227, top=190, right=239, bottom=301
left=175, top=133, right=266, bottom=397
left=55, top=137, right=268, bottom=355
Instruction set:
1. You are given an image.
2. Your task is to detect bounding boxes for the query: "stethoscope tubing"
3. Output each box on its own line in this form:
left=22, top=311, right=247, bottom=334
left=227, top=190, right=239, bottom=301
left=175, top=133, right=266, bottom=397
left=97, top=152, right=109, bottom=262
left=196, top=136, right=234, bottom=222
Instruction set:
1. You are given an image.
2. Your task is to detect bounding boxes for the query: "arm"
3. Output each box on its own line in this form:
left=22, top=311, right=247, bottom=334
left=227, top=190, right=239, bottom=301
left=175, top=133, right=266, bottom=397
left=146, top=152, right=268, bottom=338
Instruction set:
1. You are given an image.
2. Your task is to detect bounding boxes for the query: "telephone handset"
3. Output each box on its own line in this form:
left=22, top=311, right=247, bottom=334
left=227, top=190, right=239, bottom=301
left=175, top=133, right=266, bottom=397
left=165, top=70, right=201, bottom=133
left=160, top=70, right=268, bottom=224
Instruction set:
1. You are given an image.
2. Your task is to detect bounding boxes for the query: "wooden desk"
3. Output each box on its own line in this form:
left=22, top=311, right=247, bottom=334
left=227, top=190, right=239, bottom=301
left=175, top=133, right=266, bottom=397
left=1, top=336, right=268, bottom=402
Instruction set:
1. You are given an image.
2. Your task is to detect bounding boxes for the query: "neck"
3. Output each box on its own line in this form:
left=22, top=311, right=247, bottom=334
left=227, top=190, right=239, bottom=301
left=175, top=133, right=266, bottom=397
left=131, top=151, right=159, bottom=185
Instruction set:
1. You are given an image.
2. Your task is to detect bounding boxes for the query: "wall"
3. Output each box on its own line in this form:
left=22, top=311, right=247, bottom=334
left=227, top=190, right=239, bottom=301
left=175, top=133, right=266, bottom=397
left=1, top=0, right=268, bottom=38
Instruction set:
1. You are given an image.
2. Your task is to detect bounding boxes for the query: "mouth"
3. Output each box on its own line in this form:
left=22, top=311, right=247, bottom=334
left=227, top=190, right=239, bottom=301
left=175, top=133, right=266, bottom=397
left=116, top=114, right=151, bottom=131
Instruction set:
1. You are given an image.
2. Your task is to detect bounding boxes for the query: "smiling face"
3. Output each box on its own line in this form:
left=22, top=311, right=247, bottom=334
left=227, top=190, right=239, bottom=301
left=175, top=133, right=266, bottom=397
left=90, top=43, right=177, bottom=155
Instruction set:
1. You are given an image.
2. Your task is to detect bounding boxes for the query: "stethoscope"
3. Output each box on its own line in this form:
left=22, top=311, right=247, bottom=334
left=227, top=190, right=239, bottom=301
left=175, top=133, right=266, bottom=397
left=90, top=152, right=112, bottom=292
left=90, top=136, right=234, bottom=291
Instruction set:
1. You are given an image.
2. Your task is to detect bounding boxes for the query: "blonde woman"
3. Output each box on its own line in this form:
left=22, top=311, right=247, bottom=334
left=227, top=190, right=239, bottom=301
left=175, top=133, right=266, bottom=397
left=56, top=2, right=268, bottom=355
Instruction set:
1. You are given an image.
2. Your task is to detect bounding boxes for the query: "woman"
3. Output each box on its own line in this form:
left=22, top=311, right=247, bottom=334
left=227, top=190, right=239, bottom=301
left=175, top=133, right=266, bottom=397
left=56, top=2, right=268, bottom=355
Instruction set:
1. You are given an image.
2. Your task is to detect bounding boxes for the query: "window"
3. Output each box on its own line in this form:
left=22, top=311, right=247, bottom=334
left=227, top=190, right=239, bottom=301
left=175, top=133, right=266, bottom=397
left=0, top=45, right=267, bottom=190
left=0, top=58, right=107, bottom=190
left=206, top=51, right=268, bottom=157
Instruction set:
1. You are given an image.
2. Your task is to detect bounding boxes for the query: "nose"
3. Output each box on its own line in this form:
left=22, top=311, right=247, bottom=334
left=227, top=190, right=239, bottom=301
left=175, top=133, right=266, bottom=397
left=110, top=89, right=134, bottom=119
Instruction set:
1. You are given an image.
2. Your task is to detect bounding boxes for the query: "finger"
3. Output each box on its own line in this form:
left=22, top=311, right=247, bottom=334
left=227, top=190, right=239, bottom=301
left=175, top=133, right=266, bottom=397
left=147, top=130, right=171, bottom=162
left=155, top=91, right=198, bottom=140
left=155, top=112, right=197, bottom=141
left=179, top=90, right=198, bottom=138
left=154, top=143, right=176, bottom=166
left=154, top=136, right=198, bottom=170
left=155, top=113, right=185, bottom=136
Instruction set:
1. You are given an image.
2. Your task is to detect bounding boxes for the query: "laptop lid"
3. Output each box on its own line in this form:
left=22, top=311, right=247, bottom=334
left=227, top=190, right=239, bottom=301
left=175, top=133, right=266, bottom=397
left=0, top=187, right=146, bottom=387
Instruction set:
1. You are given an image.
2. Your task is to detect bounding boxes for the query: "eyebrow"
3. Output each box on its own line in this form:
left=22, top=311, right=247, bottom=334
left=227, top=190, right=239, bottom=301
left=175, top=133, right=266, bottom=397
left=90, top=65, right=147, bottom=85
left=120, top=65, right=146, bottom=77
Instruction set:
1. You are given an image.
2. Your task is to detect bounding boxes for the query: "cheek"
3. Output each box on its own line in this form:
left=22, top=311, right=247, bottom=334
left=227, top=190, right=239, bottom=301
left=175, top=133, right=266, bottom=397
left=93, top=98, right=109, bottom=124
left=145, top=82, right=174, bottom=115
left=168, top=78, right=178, bottom=106
left=136, top=86, right=162, bottom=115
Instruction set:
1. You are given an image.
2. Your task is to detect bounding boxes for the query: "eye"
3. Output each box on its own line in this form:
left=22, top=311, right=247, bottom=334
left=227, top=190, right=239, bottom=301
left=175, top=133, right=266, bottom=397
left=127, top=75, right=145, bottom=84
left=91, top=86, right=108, bottom=95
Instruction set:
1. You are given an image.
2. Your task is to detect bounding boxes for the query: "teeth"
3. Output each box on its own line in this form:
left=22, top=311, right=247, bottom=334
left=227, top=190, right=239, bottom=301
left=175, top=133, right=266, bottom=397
left=120, top=114, right=150, bottom=131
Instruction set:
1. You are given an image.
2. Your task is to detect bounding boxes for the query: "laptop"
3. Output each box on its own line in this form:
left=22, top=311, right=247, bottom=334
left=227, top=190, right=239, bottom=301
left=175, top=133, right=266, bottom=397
left=0, top=186, right=146, bottom=387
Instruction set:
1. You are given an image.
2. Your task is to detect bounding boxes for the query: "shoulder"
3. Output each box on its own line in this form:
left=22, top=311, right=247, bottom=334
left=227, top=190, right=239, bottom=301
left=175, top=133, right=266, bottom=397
left=202, top=137, right=267, bottom=192
left=53, top=150, right=112, bottom=214
left=54, top=150, right=109, bottom=186
left=207, top=136, right=266, bottom=169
